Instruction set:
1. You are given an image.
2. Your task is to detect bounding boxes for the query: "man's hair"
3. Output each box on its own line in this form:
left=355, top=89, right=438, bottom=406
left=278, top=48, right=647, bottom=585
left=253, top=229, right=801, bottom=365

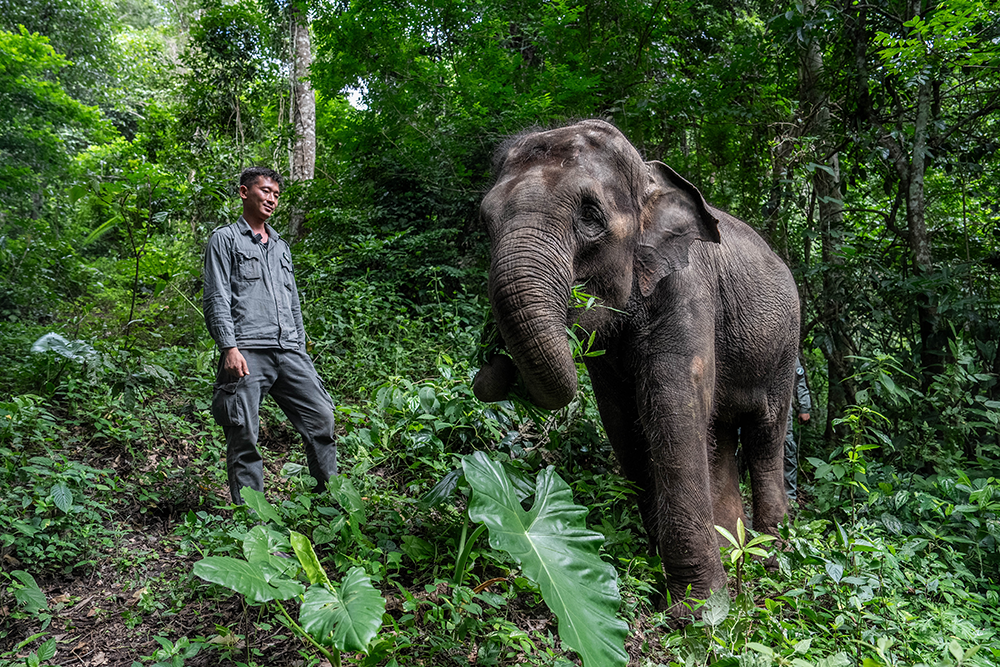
left=240, top=167, right=284, bottom=191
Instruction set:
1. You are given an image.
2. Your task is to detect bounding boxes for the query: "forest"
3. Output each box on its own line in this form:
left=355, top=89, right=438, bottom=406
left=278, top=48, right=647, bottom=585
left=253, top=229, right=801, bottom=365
left=1, top=0, right=1000, bottom=665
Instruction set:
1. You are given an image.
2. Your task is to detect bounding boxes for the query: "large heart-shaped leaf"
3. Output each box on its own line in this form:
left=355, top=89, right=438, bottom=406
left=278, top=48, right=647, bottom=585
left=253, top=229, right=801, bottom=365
left=242, top=525, right=288, bottom=562
left=193, top=556, right=304, bottom=603
left=462, top=451, right=628, bottom=667
left=299, top=567, right=385, bottom=652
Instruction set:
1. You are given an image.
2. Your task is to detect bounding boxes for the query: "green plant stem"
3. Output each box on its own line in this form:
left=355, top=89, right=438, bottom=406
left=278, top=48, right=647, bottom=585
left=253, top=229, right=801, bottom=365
left=453, top=517, right=487, bottom=587
left=271, top=600, right=341, bottom=667
left=169, top=280, right=203, bottom=317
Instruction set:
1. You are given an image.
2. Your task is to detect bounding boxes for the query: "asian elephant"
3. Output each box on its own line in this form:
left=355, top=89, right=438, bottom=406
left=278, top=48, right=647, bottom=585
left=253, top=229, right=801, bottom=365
left=472, top=119, right=799, bottom=620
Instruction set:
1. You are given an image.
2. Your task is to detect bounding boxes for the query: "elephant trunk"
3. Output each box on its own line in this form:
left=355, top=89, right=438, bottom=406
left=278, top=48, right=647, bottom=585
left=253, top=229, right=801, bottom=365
left=489, top=228, right=578, bottom=411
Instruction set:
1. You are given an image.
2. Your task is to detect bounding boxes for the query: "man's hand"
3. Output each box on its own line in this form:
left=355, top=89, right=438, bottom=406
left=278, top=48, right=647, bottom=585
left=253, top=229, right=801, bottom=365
left=798, top=413, right=811, bottom=424
left=222, top=347, right=250, bottom=380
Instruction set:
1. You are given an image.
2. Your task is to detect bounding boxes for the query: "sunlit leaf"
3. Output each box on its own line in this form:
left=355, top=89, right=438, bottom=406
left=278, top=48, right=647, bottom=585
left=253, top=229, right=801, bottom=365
left=290, top=531, right=330, bottom=586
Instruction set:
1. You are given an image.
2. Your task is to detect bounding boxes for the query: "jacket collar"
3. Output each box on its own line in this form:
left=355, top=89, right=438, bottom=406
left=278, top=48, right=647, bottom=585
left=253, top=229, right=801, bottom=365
left=236, top=216, right=280, bottom=242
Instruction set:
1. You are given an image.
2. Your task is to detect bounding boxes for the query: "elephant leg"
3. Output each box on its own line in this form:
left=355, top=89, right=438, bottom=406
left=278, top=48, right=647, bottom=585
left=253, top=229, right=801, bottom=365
left=710, top=421, right=748, bottom=543
left=741, top=413, right=788, bottom=536
left=640, top=353, right=728, bottom=614
left=587, top=357, right=658, bottom=555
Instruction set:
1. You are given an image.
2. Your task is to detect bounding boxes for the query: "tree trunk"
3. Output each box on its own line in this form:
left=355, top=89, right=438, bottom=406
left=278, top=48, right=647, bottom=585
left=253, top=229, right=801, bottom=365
left=799, top=0, right=855, bottom=444
left=906, top=78, right=949, bottom=381
left=289, top=3, right=316, bottom=240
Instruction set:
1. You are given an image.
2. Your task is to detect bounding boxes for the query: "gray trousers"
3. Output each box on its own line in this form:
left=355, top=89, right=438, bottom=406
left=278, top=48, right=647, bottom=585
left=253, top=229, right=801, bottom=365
left=211, top=348, right=337, bottom=504
left=784, top=407, right=798, bottom=501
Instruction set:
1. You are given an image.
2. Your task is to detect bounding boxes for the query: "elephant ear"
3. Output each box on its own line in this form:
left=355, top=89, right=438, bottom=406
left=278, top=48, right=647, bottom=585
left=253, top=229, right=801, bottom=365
left=635, top=161, right=721, bottom=297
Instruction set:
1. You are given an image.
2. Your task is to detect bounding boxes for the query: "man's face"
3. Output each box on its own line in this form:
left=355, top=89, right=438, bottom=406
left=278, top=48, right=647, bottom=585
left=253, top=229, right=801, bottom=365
left=240, top=177, right=281, bottom=222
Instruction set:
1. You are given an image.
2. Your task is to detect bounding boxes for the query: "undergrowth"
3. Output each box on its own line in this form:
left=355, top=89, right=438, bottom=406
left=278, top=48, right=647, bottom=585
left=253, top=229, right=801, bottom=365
left=2, top=287, right=1000, bottom=667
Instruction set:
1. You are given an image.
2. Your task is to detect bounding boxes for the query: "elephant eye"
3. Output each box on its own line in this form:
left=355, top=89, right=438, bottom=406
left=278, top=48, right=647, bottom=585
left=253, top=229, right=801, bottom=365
left=575, top=196, right=606, bottom=239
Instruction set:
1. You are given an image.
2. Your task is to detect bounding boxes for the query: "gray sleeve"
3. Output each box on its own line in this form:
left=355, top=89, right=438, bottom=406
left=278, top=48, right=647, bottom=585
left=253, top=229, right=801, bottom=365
left=203, top=229, right=237, bottom=349
left=287, top=244, right=307, bottom=351
left=795, top=363, right=812, bottom=413
left=291, top=274, right=306, bottom=352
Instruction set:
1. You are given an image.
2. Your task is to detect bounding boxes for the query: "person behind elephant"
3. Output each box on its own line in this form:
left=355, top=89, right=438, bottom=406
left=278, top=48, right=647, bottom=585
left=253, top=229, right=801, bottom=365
left=472, top=119, right=799, bottom=624
left=785, top=358, right=812, bottom=502
left=203, top=166, right=337, bottom=505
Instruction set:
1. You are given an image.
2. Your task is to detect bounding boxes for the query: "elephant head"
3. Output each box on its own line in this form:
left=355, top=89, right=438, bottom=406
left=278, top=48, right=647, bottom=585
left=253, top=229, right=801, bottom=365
left=474, top=119, right=720, bottom=410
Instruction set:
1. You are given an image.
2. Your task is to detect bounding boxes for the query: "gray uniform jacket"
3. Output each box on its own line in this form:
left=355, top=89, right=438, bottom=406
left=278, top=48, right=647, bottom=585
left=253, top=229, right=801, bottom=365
left=203, top=217, right=305, bottom=351
left=794, top=363, right=812, bottom=414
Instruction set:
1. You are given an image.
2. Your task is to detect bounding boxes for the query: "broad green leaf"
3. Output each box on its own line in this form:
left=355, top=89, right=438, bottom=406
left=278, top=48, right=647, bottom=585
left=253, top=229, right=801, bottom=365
left=816, top=653, right=852, bottom=667
left=241, top=488, right=284, bottom=526
left=328, top=476, right=367, bottom=524
left=949, top=640, right=963, bottom=662
left=746, top=533, right=778, bottom=548
left=880, top=513, right=903, bottom=534
left=825, top=560, right=844, bottom=584
left=834, top=520, right=850, bottom=549
left=714, top=525, right=739, bottom=548
left=12, top=571, right=47, bottom=613
left=418, top=468, right=464, bottom=508
left=463, top=451, right=628, bottom=667
left=36, top=638, right=57, bottom=662
left=290, top=531, right=331, bottom=586
left=314, top=516, right=346, bottom=546
left=747, top=642, right=775, bottom=656
left=701, top=589, right=730, bottom=627
left=418, top=386, right=438, bottom=413
left=299, top=567, right=385, bottom=652
left=69, top=184, right=89, bottom=203
left=50, top=482, right=72, bottom=513
left=242, top=525, right=288, bottom=563
left=193, top=556, right=304, bottom=603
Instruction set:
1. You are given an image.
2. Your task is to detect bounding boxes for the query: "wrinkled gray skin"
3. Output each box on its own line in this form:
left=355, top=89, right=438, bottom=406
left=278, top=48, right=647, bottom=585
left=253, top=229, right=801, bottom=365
left=473, top=120, right=799, bottom=621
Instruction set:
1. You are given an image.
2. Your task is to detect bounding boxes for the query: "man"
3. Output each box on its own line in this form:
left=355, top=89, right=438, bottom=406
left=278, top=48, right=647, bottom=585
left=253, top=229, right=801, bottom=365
left=203, top=166, right=337, bottom=504
left=785, top=359, right=812, bottom=502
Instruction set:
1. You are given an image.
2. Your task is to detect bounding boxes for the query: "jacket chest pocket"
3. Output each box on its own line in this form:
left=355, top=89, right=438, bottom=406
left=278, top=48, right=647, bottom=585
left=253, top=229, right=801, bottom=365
left=236, top=250, right=261, bottom=281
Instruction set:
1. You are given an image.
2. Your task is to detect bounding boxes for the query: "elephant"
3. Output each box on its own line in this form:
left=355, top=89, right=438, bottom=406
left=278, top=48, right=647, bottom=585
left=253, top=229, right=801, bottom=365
left=472, top=119, right=799, bottom=620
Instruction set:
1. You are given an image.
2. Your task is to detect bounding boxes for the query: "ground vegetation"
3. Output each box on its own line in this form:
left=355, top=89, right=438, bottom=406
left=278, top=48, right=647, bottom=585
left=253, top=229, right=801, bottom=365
left=2, top=0, right=1000, bottom=665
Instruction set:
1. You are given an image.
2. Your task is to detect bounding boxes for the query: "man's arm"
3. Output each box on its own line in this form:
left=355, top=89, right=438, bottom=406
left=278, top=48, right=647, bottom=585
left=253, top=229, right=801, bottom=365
left=203, top=229, right=237, bottom=349
left=796, top=363, right=812, bottom=421
left=204, top=231, right=251, bottom=379
left=287, top=247, right=307, bottom=351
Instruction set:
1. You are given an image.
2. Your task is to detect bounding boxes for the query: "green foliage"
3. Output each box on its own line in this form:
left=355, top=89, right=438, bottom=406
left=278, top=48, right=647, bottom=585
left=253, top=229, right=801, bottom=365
left=0, top=452, right=119, bottom=572
left=0, top=26, right=109, bottom=217
left=3, top=0, right=1000, bottom=664
left=134, top=636, right=207, bottom=667
left=463, top=451, right=629, bottom=667
left=193, top=487, right=387, bottom=665
left=714, top=518, right=777, bottom=596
